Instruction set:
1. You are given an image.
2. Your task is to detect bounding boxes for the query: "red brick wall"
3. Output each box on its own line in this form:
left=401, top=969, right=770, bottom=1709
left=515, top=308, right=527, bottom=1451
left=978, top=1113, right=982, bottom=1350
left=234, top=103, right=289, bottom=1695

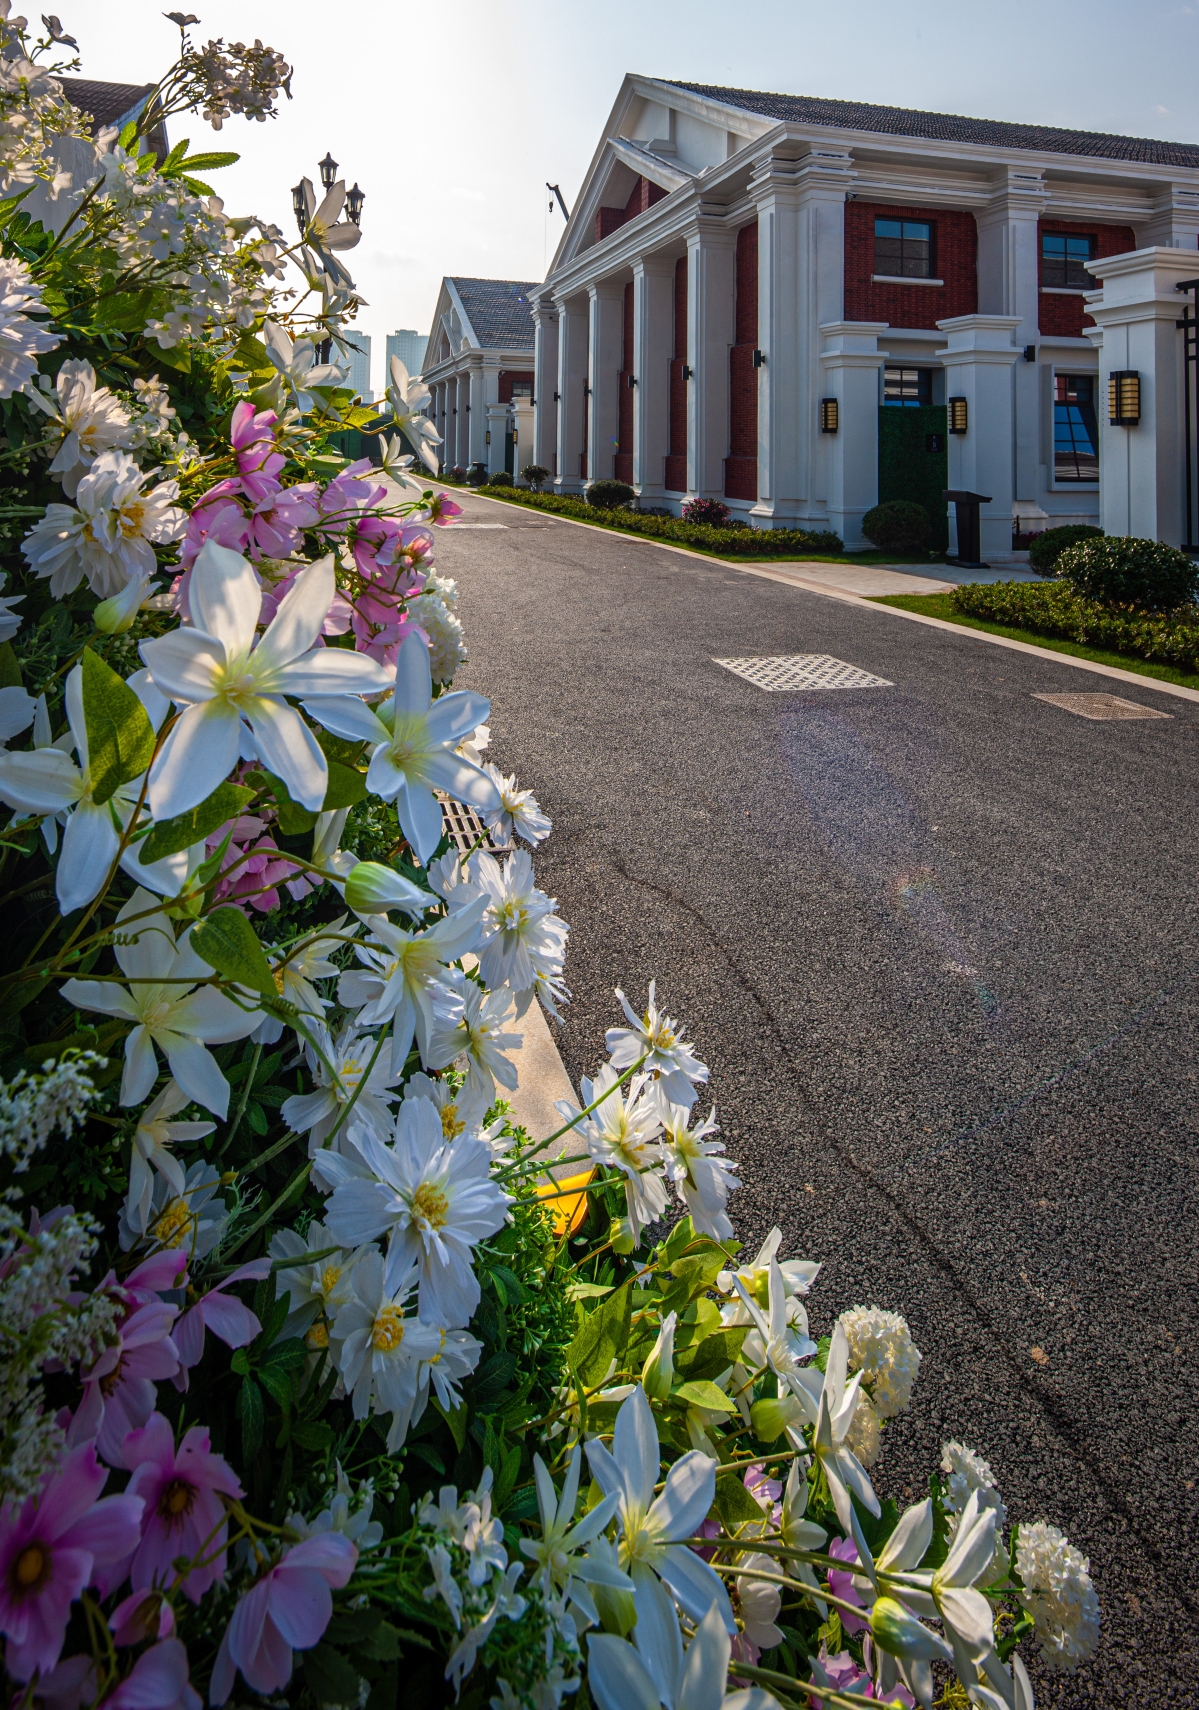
left=615, top=281, right=634, bottom=483
left=595, top=175, right=667, bottom=244
left=497, top=370, right=534, bottom=404
left=726, top=221, right=758, bottom=501
left=845, top=200, right=977, bottom=329
left=1037, top=218, right=1135, bottom=336
left=666, top=255, right=688, bottom=492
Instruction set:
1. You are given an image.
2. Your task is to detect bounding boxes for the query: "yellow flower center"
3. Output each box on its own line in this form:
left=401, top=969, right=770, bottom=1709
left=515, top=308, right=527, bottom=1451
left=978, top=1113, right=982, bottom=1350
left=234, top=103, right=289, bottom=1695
left=410, top=1181, right=450, bottom=1230
left=273, top=968, right=287, bottom=994
left=495, top=899, right=529, bottom=932
left=119, top=501, right=146, bottom=538
left=160, top=1479, right=195, bottom=1519
left=14, top=1545, right=46, bottom=1589
left=372, top=1306, right=405, bottom=1352
left=306, top=1321, right=329, bottom=1350
left=336, top=1059, right=361, bottom=1100
left=320, top=1264, right=341, bottom=1297
left=153, top=1201, right=191, bottom=1246
left=440, top=1103, right=464, bottom=1141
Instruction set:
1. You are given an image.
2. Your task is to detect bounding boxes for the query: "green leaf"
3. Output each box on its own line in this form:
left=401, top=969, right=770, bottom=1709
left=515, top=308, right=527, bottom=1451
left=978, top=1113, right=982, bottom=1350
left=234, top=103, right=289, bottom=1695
left=714, top=1471, right=770, bottom=1533
left=362, top=1622, right=405, bottom=1663
left=257, top=1362, right=295, bottom=1407
left=291, top=1420, right=333, bottom=1451
left=191, top=905, right=276, bottom=995
left=151, top=341, right=191, bottom=373
left=93, top=289, right=155, bottom=332
left=566, top=1281, right=613, bottom=1301
left=0, top=641, right=22, bottom=688
left=675, top=1326, right=747, bottom=1383
left=487, top=1263, right=528, bottom=1306
left=671, top=1379, right=737, bottom=1413
left=80, top=647, right=156, bottom=804
left=431, top=1393, right=468, bottom=1452
left=262, top=1337, right=309, bottom=1373
left=303, top=1645, right=362, bottom=1704
left=494, top=1442, right=522, bottom=1511
left=175, top=150, right=240, bottom=172
left=139, top=781, right=253, bottom=863
left=237, top=1375, right=263, bottom=1460
left=322, top=757, right=366, bottom=811
left=566, top=1278, right=632, bottom=1387
left=181, top=176, right=216, bottom=197
left=117, top=120, right=138, bottom=149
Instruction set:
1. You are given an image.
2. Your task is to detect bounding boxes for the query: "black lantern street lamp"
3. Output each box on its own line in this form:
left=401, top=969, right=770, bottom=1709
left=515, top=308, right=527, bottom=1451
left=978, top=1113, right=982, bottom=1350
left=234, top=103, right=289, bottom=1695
left=318, top=152, right=339, bottom=191
left=345, top=182, right=366, bottom=225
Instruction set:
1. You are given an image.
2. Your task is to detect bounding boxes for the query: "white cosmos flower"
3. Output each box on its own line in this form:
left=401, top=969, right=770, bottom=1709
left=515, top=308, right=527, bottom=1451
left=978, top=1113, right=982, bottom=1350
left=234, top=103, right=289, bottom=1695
left=329, top=1247, right=442, bottom=1451
left=0, top=570, right=24, bottom=642
left=140, top=541, right=393, bottom=819
left=263, top=317, right=347, bottom=412
left=253, top=916, right=352, bottom=1045
left=428, top=978, right=522, bottom=1112
left=305, top=629, right=499, bottom=865
left=28, top=358, right=134, bottom=496
left=338, top=895, right=486, bottom=1075
left=467, top=849, right=569, bottom=1009
left=606, top=982, right=708, bottom=1109
left=585, top=1385, right=735, bottom=1633
left=414, top=1320, right=482, bottom=1425
left=59, top=887, right=261, bottom=1117
left=387, top=354, right=442, bottom=473
left=0, top=257, right=61, bottom=396
left=22, top=450, right=187, bottom=598
left=280, top=1020, right=399, bottom=1153
left=717, top=1227, right=820, bottom=1314
left=481, top=764, right=551, bottom=845
left=403, top=1070, right=491, bottom=1143
left=556, top=1065, right=667, bottom=1245
left=518, top=1443, right=626, bottom=1603
left=324, top=1094, right=510, bottom=1326
left=588, top=1600, right=778, bottom=1710
left=269, top=1221, right=366, bottom=1344
left=655, top=1093, right=739, bottom=1241
left=122, top=1078, right=215, bottom=1242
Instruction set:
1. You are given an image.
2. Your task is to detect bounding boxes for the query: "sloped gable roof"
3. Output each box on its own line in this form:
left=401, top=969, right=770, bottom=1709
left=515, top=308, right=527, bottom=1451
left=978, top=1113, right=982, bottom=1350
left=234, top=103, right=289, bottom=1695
left=450, top=278, right=537, bottom=349
left=665, top=81, right=1199, bottom=169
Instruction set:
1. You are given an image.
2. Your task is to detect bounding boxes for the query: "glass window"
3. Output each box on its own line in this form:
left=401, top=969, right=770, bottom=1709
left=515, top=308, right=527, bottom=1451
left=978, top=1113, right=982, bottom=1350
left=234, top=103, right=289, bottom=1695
left=1053, top=374, right=1098, bottom=482
left=1042, top=232, right=1096, bottom=289
left=883, top=366, right=933, bottom=407
left=510, top=381, right=532, bottom=398
left=874, top=218, right=933, bottom=278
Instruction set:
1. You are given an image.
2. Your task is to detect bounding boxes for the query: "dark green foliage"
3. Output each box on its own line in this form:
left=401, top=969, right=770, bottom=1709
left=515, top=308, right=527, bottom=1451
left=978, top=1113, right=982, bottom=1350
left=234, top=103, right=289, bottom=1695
left=487, top=468, right=515, bottom=487
left=585, top=479, right=635, bottom=509
left=861, top=499, right=931, bottom=553
left=1028, top=523, right=1103, bottom=575
left=952, top=577, right=1199, bottom=671
left=520, top=464, right=549, bottom=491
left=1054, top=534, right=1198, bottom=611
left=474, top=485, right=843, bottom=556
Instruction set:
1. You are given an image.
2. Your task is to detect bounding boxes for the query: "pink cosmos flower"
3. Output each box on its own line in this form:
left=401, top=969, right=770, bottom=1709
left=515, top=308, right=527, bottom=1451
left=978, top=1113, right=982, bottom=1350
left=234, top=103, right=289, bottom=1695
left=427, top=492, right=462, bottom=525
left=120, top=1412, right=243, bottom=1603
left=174, top=1258, right=271, bottom=1375
left=70, top=1297, right=181, bottom=1466
left=244, top=484, right=320, bottom=561
left=314, top=459, right=382, bottom=535
left=205, top=815, right=302, bottom=915
left=99, top=1639, right=200, bottom=1710
left=179, top=492, right=250, bottom=570
left=826, top=1535, right=868, bottom=1634
left=109, top=1587, right=175, bottom=1645
left=0, top=1444, right=144, bottom=1681
left=29, top=1653, right=97, bottom=1709
left=230, top=401, right=285, bottom=503
left=208, top=1533, right=357, bottom=1704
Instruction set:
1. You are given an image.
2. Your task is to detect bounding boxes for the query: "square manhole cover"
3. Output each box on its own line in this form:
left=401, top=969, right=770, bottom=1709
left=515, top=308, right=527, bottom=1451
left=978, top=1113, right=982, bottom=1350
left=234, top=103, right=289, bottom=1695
left=1032, top=692, right=1172, bottom=722
left=714, top=654, right=892, bottom=692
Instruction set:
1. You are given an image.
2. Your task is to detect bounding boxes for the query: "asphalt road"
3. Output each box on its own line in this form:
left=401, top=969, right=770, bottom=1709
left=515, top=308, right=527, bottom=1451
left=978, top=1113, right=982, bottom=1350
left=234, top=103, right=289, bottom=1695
left=434, top=488, right=1199, bottom=1707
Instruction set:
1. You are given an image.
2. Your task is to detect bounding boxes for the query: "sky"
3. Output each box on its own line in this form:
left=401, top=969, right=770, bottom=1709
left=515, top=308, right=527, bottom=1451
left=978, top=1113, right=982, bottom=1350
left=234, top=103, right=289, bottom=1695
left=77, top=0, right=1199, bottom=393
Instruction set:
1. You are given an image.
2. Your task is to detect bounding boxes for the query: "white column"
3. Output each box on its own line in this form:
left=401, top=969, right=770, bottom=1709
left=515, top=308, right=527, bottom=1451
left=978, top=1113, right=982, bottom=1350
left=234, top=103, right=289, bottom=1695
left=632, top=254, right=674, bottom=501
left=818, top=321, right=888, bottom=548
left=935, top=315, right=1022, bottom=560
left=555, top=295, right=588, bottom=493
left=447, top=375, right=463, bottom=470
left=686, top=216, right=736, bottom=499
left=532, top=299, right=559, bottom=474
left=751, top=149, right=853, bottom=525
left=510, top=398, right=534, bottom=480
left=976, top=172, right=1051, bottom=519
left=466, top=362, right=485, bottom=467
left=1086, top=246, right=1196, bottom=545
left=587, top=280, right=624, bottom=484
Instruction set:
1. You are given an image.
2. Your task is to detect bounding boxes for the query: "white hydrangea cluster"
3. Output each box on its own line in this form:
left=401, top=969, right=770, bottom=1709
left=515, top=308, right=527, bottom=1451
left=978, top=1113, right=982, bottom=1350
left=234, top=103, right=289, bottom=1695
left=838, top=1303, right=922, bottom=1418
left=409, top=572, right=467, bottom=683
left=844, top=1391, right=882, bottom=1468
left=1016, top=1519, right=1101, bottom=1669
left=941, top=1438, right=1006, bottom=1520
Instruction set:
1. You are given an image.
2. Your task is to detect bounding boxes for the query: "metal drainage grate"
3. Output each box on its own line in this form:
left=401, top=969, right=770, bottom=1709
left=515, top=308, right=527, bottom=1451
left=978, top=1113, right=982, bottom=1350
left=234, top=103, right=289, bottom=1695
left=714, top=654, right=893, bottom=692
left=1032, top=692, right=1172, bottom=722
left=436, top=793, right=513, bottom=855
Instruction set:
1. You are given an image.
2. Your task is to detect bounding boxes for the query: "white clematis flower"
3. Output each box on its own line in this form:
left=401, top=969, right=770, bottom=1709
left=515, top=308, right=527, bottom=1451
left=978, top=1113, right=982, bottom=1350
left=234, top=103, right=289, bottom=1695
left=59, top=888, right=261, bottom=1117
left=518, top=1443, right=627, bottom=1603
left=140, top=541, right=393, bottom=819
left=122, top=1078, right=215, bottom=1242
left=0, top=570, right=24, bottom=642
left=588, top=1600, right=779, bottom=1710
left=28, top=358, right=134, bottom=496
left=585, top=1385, right=735, bottom=1634
left=305, top=629, right=498, bottom=864
left=263, top=316, right=347, bottom=411
left=810, top=1321, right=880, bottom=1534
left=22, top=449, right=186, bottom=598
left=387, top=354, right=441, bottom=473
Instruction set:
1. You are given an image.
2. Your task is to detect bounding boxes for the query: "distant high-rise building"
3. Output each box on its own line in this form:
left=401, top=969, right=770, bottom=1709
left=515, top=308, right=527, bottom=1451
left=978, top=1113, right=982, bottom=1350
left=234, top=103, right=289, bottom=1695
left=386, top=329, right=428, bottom=379
left=340, top=331, right=372, bottom=401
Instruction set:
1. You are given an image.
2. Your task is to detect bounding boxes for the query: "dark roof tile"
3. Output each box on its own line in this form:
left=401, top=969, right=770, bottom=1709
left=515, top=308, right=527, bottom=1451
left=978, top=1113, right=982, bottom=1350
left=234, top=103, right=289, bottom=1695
left=58, top=78, right=155, bottom=132
left=450, top=277, right=537, bottom=349
left=665, top=81, right=1199, bottom=169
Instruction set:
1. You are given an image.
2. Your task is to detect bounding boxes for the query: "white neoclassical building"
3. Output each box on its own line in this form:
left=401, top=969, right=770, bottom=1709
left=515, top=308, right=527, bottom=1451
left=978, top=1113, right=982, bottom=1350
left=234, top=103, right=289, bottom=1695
left=421, top=277, right=539, bottom=479
left=529, top=78, right=1199, bottom=555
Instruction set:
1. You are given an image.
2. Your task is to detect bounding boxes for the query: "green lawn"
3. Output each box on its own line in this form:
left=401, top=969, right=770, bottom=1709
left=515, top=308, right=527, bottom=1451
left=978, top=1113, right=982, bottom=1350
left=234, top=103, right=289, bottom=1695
left=868, top=591, right=1199, bottom=692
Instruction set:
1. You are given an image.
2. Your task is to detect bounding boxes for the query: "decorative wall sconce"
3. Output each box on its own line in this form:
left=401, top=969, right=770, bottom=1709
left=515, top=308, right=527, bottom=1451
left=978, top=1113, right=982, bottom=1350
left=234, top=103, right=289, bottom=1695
left=752, top=349, right=765, bottom=368
left=626, top=374, right=637, bottom=388
left=820, top=397, right=839, bottom=433
left=1109, top=370, right=1140, bottom=425
left=682, top=365, right=693, bottom=380
left=948, top=396, right=968, bottom=434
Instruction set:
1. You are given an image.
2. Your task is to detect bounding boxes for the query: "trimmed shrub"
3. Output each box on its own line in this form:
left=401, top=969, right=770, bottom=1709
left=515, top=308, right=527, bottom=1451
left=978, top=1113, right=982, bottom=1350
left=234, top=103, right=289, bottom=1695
left=861, top=499, right=931, bottom=552
left=585, top=478, right=635, bottom=509
left=487, top=468, right=515, bottom=487
left=682, top=497, right=732, bottom=527
left=447, top=465, right=467, bottom=482
left=1055, top=535, right=1198, bottom=611
left=953, top=578, right=1199, bottom=674
left=521, top=463, right=550, bottom=491
left=1028, top=523, right=1103, bottom=575
left=474, top=484, right=843, bottom=554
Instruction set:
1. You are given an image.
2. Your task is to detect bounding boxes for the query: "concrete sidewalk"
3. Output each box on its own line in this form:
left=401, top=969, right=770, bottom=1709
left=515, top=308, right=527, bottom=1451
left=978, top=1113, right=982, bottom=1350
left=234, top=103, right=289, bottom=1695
left=750, top=559, right=1044, bottom=599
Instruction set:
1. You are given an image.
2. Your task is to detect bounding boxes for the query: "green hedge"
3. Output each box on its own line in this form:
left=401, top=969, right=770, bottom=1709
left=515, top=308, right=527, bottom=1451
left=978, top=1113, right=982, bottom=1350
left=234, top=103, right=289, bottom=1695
left=953, top=578, right=1199, bottom=673
left=443, top=481, right=843, bottom=556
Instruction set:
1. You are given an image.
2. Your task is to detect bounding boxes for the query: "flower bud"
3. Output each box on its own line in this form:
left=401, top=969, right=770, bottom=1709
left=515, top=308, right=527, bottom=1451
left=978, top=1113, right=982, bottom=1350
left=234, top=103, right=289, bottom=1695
left=641, top=1310, right=677, bottom=1400
left=344, top=860, right=429, bottom=918
left=94, top=573, right=157, bottom=634
left=608, top=1216, right=636, bottom=1255
left=592, top=1582, right=637, bottom=1638
left=870, top=1596, right=951, bottom=1662
left=751, top=1395, right=799, bottom=1443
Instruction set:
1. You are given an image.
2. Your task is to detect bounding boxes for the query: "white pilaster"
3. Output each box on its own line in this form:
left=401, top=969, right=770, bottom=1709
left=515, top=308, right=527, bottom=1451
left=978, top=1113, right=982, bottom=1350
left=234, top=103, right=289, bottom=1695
left=555, top=296, right=588, bottom=493
left=686, top=216, right=736, bottom=499
left=976, top=171, right=1051, bottom=509
left=510, top=398, right=534, bottom=480
left=587, top=280, right=624, bottom=484
left=466, top=362, right=485, bottom=467
left=1141, top=187, right=1199, bottom=250
left=632, top=254, right=674, bottom=500
left=1085, top=246, right=1197, bottom=545
left=818, top=322, right=888, bottom=548
left=935, top=315, right=1022, bottom=560
left=532, top=299, right=559, bottom=474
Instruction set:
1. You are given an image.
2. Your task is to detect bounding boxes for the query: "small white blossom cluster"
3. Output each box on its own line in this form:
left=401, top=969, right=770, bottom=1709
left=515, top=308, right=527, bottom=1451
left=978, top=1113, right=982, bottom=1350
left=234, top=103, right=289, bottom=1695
left=0, top=16, right=88, bottom=199
left=838, top=1303, right=923, bottom=1417
left=0, top=1049, right=104, bottom=1168
left=409, top=571, right=467, bottom=684
left=1016, top=1519, right=1102, bottom=1670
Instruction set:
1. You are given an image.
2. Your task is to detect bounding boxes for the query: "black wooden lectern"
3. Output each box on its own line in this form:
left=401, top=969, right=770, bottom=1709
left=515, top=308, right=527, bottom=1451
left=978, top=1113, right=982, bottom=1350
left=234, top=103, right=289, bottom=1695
left=943, top=489, right=991, bottom=569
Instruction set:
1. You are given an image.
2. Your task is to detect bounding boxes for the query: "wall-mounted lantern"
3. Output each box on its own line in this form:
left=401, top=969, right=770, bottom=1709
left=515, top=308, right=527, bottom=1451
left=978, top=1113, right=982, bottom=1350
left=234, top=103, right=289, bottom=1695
left=948, top=396, right=968, bottom=435
left=820, top=397, right=839, bottom=434
left=1109, top=370, right=1140, bottom=425
left=626, top=374, right=637, bottom=389
left=682, top=365, right=693, bottom=380
left=752, top=349, right=765, bottom=368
